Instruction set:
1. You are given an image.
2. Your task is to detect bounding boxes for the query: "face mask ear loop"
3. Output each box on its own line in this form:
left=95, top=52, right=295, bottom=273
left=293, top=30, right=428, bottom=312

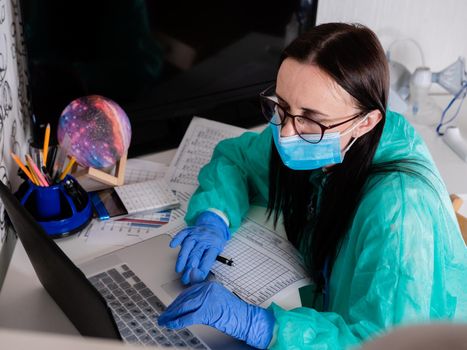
left=341, top=114, right=370, bottom=155
left=340, top=113, right=370, bottom=137
left=343, top=137, right=358, bottom=154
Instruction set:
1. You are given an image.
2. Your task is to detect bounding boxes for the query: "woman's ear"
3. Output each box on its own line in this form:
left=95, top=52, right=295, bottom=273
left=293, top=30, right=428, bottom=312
left=352, top=110, right=383, bottom=138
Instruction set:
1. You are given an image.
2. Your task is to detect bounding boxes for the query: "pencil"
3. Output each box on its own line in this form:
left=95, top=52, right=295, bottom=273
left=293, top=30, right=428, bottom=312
left=26, top=154, right=49, bottom=187
left=59, top=156, right=76, bottom=181
left=10, top=152, right=37, bottom=184
left=43, top=123, right=51, bottom=167
left=28, top=165, right=41, bottom=185
left=26, top=162, right=40, bottom=185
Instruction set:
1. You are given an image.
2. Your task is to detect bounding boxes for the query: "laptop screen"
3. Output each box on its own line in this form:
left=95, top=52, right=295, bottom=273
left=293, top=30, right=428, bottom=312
left=0, top=223, right=16, bottom=293
left=0, top=181, right=121, bottom=340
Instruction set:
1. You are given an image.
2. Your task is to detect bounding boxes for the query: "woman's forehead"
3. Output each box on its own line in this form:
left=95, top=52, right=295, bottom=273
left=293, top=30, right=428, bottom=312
left=276, top=58, right=357, bottom=116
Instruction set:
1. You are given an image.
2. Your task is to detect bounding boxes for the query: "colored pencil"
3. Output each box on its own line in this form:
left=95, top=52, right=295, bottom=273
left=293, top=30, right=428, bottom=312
left=26, top=154, right=49, bottom=187
left=10, top=152, right=37, bottom=184
left=43, top=123, right=51, bottom=167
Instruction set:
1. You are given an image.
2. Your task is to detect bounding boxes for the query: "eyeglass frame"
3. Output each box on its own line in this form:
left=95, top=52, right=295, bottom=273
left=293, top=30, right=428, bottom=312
left=260, top=85, right=366, bottom=144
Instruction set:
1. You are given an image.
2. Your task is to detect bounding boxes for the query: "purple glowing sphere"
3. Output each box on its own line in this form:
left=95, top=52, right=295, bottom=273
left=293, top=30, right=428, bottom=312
left=57, top=95, right=131, bottom=168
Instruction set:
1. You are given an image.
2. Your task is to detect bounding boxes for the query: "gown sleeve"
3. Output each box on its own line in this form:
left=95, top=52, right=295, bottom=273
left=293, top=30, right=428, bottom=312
left=185, top=127, right=272, bottom=230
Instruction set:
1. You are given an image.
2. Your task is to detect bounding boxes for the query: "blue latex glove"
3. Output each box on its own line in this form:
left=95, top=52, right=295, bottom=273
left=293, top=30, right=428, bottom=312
left=170, top=211, right=230, bottom=284
left=158, top=281, right=275, bottom=349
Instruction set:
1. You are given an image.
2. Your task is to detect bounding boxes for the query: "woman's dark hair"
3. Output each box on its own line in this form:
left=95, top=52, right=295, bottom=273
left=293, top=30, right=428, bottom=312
left=267, top=23, right=392, bottom=297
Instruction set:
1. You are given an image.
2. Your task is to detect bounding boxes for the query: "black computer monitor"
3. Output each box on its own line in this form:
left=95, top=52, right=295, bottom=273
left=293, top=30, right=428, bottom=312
left=21, top=0, right=318, bottom=156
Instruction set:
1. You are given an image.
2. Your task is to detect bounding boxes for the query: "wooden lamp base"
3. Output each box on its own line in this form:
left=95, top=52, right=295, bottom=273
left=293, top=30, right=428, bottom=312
left=71, top=152, right=127, bottom=187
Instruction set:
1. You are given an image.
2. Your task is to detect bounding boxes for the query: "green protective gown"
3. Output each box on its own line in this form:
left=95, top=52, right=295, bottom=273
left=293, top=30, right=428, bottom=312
left=185, top=110, right=467, bottom=349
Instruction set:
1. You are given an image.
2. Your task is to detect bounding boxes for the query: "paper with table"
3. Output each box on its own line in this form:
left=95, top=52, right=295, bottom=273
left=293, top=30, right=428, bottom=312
left=165, top=116, right=247, bottom=193
left=153, top=216, right=310, bottom=306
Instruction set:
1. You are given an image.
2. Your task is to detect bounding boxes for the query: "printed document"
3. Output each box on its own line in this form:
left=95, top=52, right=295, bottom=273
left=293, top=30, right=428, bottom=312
left=151, top=217, right=310, bottom=307
left=165, top=117, right=246, bottom=193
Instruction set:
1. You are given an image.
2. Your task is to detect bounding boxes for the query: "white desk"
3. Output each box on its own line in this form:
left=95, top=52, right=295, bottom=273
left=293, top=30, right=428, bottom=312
left=0, top=328, right=148, bottom=350
left=1, top=101, right=467, bottom=339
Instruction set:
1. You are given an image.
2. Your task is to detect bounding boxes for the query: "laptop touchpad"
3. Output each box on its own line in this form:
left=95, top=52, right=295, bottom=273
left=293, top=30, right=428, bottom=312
left=160, top=278, right=185, bottom=300
left=160, top=273, right=217, bottom=300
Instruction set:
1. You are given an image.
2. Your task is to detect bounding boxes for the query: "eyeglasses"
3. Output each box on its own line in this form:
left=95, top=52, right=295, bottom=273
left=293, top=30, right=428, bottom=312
left=259, top=85, right=365, bottom=144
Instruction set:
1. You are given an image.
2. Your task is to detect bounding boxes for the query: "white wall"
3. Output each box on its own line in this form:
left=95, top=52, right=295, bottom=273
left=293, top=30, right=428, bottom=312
left=316, top=0, right=467, bottom=73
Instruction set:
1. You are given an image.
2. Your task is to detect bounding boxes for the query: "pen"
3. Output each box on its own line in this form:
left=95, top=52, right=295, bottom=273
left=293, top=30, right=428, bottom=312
left=46, top=146, right=57, bottom=175
left=41, top=165, right=53, bottom=185
left=43, top=123, right=51, bottom=167
left=63, top=178, right=84, bottom=209
left=216, top=255, right=235, bottom=267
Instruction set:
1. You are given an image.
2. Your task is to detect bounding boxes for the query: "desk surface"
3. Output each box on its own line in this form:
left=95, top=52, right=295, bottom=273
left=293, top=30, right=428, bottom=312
left=1, top=98, right=467, bottom=339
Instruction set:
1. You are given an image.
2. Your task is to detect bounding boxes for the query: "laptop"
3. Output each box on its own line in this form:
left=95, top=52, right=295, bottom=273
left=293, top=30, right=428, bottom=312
left=0, top=181, right=251, bottom=349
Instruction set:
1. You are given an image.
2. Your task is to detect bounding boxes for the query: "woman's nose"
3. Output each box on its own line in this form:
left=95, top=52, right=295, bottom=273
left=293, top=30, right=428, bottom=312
left=280, top=117, right=297, bottom=137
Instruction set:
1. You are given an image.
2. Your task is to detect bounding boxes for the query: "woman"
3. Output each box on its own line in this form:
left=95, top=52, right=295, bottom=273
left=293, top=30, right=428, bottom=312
left=158, top=23, right=467, bottom=349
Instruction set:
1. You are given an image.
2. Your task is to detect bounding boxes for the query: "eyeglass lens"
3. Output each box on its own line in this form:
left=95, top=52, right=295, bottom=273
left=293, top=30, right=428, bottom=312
left=261, top=96, right=325, bottom=143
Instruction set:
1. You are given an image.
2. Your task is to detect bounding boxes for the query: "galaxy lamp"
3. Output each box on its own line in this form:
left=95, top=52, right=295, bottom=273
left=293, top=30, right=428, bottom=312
left=57, top=95, right=132, bottom=187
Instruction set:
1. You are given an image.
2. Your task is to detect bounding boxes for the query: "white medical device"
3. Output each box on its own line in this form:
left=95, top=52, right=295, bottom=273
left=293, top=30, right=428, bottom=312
left=389, top=48, right=467, bottom=163
left=442, top=127, right=467, bottom=162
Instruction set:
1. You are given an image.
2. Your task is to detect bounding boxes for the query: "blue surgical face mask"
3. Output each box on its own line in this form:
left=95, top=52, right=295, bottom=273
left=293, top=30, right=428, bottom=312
left=270, top=114, right=368, bottom=170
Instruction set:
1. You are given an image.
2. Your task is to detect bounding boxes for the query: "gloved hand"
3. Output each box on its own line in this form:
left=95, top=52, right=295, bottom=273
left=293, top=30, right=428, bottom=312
left=170, top=211, right=230, bottom=284
left=158, top=281, right=275, bottom=349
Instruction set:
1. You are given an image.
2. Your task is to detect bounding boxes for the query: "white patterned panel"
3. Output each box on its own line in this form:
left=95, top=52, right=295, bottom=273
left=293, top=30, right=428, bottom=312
left=0, top=0, right=31, bottom=245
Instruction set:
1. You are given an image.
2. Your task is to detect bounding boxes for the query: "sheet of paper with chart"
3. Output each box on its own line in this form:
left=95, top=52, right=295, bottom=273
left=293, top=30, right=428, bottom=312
left=165, top=117, right=247, bottom=193
left=211, top=219, right=310, bottom=306
left=152, top=217, right=310, bottom=307
left=123, top=159, right=170, bottom=184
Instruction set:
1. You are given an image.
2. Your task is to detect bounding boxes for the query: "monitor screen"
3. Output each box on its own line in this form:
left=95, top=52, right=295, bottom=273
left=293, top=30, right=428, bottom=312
left=22, top=0, right=317, bottom=156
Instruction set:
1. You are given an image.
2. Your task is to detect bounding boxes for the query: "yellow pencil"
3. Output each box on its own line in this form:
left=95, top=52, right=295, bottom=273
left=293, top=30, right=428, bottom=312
left=10, top=152, right=37, bottom=184
left=43, top=123, right=51, bottom=167
left=59, top=156, right=76, bottom=181
left=28, top=165, right=41, bottom=185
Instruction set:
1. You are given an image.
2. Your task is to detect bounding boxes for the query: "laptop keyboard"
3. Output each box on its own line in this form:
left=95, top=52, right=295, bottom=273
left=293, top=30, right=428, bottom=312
left=88, top=264, right=208, bottom=348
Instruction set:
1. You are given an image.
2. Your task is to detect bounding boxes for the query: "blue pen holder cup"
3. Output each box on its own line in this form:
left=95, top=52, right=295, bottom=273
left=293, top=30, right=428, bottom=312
left=16, top=175, right=92, bottom=238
